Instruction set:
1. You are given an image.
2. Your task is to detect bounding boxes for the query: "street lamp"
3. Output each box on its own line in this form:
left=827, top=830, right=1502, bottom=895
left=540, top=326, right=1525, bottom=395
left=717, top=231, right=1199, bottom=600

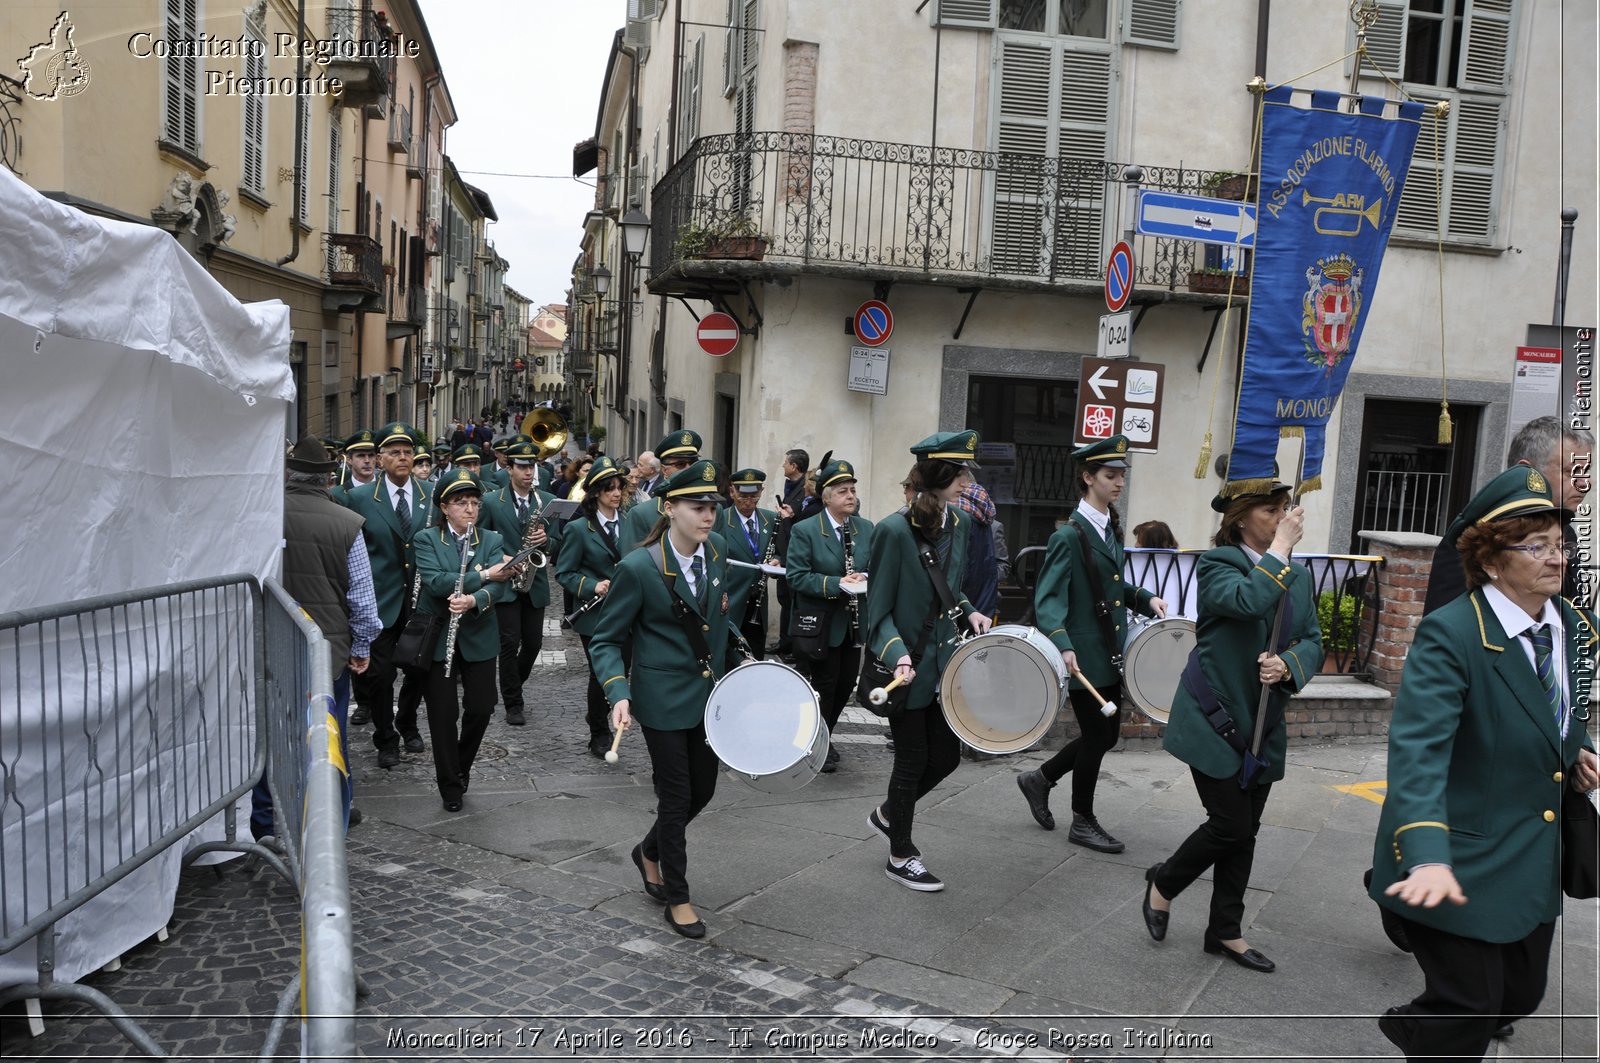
left=619, top=208, right=650, bottom=262
left=591, top=265, right=612, bottom=299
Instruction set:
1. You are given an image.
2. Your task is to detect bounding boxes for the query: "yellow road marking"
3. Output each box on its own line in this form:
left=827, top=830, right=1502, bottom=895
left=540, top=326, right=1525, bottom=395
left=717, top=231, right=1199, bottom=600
left=1334, top=780, right=1387, bottom=805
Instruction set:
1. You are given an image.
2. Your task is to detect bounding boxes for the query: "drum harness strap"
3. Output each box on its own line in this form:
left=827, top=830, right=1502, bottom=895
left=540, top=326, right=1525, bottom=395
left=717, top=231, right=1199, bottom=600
left=1069, top=521, right=1127, bottom=673
left=910, top=517, right=965, bottom=652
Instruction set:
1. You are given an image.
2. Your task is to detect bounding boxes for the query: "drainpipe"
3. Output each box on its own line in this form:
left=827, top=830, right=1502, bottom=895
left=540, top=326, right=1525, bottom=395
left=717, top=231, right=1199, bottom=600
left=275, top=0, right=307, bottom=266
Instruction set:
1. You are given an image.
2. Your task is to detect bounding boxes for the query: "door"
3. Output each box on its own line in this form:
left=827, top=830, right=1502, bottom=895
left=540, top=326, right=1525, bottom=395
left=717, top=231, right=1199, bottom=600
left=1350, top=398, right=1480, bottom=550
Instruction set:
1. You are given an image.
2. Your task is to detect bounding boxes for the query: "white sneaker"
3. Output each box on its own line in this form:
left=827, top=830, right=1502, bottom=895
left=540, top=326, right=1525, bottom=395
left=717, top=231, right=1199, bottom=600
left=885, top=856, right=944, bottom=892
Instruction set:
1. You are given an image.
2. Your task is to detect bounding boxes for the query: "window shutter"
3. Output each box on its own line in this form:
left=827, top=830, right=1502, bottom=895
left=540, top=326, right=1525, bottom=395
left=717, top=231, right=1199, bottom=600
left=163, top=0, right=202, bottom=152
left=241, top=28, right=266, bottom=193
left=689, top=35, right=704, bottom=140
left=742, top=0, right=761, bottom=72
left=1124, top=0, right=1181, bottom=50
left=723, top=0, right=738, bottom=97
left=297, top=96, right=311, bottom=223
left=326, top=120, right=341, bottom=272
left=1458, top=0, right=1514, bottom=93
left=1395, top=96, right=1444, bottom=234
left=1446, top=94, right=1505, bottom=241
left=931, top=0, right=997, bottom=29
left=631, top=0, right=660, bottom=18
left=1057, top=51, right=1111, bottom=160
left=991, top=39, right=1052, bottom=273
left=1350, top=0, right=1407, bottom=80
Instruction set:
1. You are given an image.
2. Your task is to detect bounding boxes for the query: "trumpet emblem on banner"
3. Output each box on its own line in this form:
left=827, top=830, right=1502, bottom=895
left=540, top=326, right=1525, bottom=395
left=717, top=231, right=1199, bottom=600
left=1301, top=253, right=1364, bottom=375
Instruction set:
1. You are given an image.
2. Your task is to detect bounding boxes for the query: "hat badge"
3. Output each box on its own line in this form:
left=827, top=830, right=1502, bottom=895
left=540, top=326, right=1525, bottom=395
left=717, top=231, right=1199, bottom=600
left=681, top=431, right=693, bottom=445
left=1528, top=469, right=1547, bottom=494
left=702, top=464, right=716, bottom=482
left=1115, top=439, right=1127, bottom=453
left=966, top=435, right=977, bottom=452
left=840, top=462, right=851, bottom=475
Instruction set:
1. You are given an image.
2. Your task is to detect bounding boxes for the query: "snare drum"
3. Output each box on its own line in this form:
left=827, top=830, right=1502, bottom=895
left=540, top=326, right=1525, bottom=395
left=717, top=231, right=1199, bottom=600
left=1122, top=617, right=1195, bottom=725
left=704, top=660, right=828, bottom=793
left=940, top=624, right=1066, bottom=755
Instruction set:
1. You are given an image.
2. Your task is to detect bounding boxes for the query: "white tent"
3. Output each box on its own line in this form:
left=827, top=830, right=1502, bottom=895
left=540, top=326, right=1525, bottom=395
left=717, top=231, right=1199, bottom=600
left=0, top=166, right=291, bottom=988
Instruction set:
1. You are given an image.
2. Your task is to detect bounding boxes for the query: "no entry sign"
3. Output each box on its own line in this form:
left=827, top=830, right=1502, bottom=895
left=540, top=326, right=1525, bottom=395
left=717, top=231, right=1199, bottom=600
left=696, top=313, right=741, bottom=357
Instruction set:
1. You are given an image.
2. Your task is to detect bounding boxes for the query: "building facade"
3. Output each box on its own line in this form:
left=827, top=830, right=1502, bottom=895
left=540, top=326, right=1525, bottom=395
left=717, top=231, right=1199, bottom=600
left=572, top=0, right=1595, bottom=552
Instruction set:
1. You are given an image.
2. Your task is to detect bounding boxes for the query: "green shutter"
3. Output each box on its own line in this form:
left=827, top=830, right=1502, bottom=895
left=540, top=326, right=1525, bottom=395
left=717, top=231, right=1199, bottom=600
left=1124, top=0, right=1181, bottom=51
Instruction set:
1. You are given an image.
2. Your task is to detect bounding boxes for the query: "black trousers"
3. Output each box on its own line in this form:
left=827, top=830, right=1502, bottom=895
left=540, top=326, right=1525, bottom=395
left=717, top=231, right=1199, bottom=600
left=1154, top=767, right=1272, bottom=940
left=884, top=701, right=962, bottom=857
left=495, top=595, right=544, bottom=714
left=352, top=617, right=427, bottom=751
left=1384, top=917, right=1556, bottom=1062
left=799, top=641, right=861, bottom=734
left=579, top=633, right=630, bottom=740
left=775, top=582, right=793, bottom=649
left=740, top=618, right=766, bottom=660
left=1040, top=684, right=1123, bottom=817
left=639, top=721, right=720, bottom=905
left=423, top=653, right=496, bottom=802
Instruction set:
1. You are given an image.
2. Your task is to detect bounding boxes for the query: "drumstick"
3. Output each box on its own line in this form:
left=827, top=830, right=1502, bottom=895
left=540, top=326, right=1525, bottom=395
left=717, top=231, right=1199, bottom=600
left=868, top=674, right=907, bottom=706
left=1070, top=668, right=1119, bottom=718
left=604, top=722, right=628, bottom=764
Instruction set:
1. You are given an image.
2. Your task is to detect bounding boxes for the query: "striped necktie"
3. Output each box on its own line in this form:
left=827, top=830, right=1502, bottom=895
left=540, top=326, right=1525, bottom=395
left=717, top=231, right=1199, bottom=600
left=690, top=555, right=706, bottom=607
left=1528, top=625, right=1562, bottom=726
left=395, top=487, right=411, bottom=537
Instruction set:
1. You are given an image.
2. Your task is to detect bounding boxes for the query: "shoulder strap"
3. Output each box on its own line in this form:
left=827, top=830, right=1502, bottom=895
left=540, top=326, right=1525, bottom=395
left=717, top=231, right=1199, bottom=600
left=903, top=513, right=955, bottom=663
left=1070, top=520, right=1125, bottom=670
left=645, top=543, right=716, bottom=676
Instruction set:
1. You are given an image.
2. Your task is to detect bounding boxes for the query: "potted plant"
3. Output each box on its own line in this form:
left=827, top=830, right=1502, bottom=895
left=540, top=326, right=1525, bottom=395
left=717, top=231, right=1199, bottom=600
left=1187, top=267, right=1250, bottom=296
left=1201, top=170, right=1257, bottom=202
left=676, top=215, right=769, bottom=260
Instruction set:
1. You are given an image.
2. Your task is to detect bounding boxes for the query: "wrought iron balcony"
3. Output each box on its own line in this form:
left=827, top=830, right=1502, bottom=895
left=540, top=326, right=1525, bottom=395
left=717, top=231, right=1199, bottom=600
left=0, top=75, right=21, bottom=174
left=323, top=232, right=383, bottom=312
left=324, top=5, right=395, bottom=109
left=388, top=104, right=411, bottom=155
left=451, top=347, right=479, bottom=374
left=570, top=351, right=595, bottom=375
left=650, top=132, right=1244, bottom=300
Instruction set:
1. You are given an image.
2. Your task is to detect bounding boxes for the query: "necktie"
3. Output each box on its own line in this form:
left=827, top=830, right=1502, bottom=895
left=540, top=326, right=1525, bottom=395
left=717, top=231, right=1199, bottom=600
left=515, top=495, right=527, bottom=521
left=691, top=555, right=706, bottom=607
left=395, top=488, right=410, bottom=537
left=935, top=529, right=953, bottom=567
left=1528, top=625, right=1562, bottom=723
left=604, top=520, right=617, bottom=544
left=746, top=518, right=759, bottom=554
left=836, top=524, right=845, bottom=544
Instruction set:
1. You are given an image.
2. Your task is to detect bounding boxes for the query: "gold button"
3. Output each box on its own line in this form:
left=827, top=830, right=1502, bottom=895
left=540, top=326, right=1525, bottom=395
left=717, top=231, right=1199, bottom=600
left=702, top=624, right=710, bottom=632
left=1543, top=810, right=1556, bottom=823
left=1554, top=771, right=1564, bottom=783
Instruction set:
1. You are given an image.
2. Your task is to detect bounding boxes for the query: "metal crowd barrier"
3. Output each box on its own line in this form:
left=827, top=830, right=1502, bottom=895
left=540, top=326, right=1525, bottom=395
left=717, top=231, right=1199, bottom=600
left=0, top=575, right=270, bottom=1056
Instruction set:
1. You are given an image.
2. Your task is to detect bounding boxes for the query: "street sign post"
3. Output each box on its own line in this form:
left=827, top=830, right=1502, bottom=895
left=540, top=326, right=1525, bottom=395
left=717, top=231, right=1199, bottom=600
left=1072, top=356, right=1166, bottom=451
left=1105, top=241, right=1134, bottom=312
left=696, top=312, right=741, bottom=357
left=1097, top=311, right=1131, bottom=360
left=853, top=300, right=894, bottom=347
left=1135, top=190, right=1257, bottom=247
left=846, top=345, right=890, bottom=395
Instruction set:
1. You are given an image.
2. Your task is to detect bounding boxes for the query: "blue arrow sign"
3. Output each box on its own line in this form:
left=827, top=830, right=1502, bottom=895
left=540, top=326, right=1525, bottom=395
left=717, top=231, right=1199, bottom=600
left=1135, top=190, right=1257, bottom=248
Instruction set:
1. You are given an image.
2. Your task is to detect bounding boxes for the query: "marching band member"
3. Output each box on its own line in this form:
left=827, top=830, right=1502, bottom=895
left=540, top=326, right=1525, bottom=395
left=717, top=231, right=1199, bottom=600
left=719, top=469, right=779, bottom=662
left=555, top=457, right=629, bottom=757
left=786, top=456, right=874, bottom=773
left=617, top=431, right=703, bottom=551
left=592, top=461, right=744, bottom=938
left=337, top=429, right=378, bottom=494
left=1141, top=478, right=1321, bottom=973
left=865, top=431, right=991, bottom=891
left=1018, top=435, right=1166, bottom=852
left=479, top=440, right=561, bottom=728
left=413, top=471, right=512, bottom=812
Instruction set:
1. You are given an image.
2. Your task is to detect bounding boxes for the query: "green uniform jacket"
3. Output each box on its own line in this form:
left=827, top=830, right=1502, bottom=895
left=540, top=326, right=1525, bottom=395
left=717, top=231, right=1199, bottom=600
left=867, top=509, right=976, bottom=710
left=1369, top=592, right=1597, bottom=943
left=484, top=464, right=510, bottom=490
left=413, top=524, right=512, bottom=663
left=340, top=476, right=435, bottom=628
left=618, top=496, right=668, bottom=553
left=1032, top=510, right=1158, bottom=690
left=478, top=485, right=562, bottom=609
left=589, top=531, right=739, bottom=730
left=787, top=511, right=876, bottom=648
left=554, top=510, right=623, bottom=637
left=718, top=505, right=779, bottom=631
left=1161, top=546, right=1323, bottom=785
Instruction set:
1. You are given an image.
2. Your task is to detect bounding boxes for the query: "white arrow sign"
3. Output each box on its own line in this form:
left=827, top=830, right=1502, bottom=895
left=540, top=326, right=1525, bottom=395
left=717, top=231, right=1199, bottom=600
left=1087, top=364, right=1120, bottom=401
left=1135, top=190, right=1258, bottom=248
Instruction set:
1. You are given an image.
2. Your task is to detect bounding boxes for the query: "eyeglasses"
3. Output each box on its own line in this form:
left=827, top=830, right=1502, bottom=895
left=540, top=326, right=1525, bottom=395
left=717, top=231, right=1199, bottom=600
left=443, top=497, right=482, bottom=508
left=1501, top=542, right=1576, bottom=562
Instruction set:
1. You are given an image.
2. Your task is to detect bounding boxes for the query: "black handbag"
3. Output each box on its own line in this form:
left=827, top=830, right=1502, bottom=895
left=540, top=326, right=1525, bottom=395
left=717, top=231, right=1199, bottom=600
left=790, top=602, right=834, bottom=663
left=1561, top=784, right=1599, bottom=900
left=394, top=611, right=441, bottom=671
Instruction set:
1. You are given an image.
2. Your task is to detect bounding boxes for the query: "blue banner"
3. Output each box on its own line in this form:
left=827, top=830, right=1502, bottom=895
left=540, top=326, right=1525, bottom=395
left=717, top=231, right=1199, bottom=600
left=1228, top=87, right=1424, bottom=495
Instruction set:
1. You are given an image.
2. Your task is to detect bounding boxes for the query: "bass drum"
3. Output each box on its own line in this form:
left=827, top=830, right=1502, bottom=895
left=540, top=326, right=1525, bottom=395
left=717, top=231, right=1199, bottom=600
left=940, top=624, right=1066, bottom=755
left=704, top=660, right=828, bottom=793
left=1122, top=617, right=1195, bottom=725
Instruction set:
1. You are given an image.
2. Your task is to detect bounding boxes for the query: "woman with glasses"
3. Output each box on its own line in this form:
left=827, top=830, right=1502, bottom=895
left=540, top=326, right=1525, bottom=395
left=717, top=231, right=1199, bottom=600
left=414, top=471, right=512, bottom=811
left=556, top=457, right=630, bottom=758
left=1371, top=465, right=1598, bottom=1060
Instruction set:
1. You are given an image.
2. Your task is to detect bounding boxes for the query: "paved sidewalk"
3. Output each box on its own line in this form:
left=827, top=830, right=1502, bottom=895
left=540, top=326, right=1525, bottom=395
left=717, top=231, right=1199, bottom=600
left=4, top=612, right=1596, bottom=1061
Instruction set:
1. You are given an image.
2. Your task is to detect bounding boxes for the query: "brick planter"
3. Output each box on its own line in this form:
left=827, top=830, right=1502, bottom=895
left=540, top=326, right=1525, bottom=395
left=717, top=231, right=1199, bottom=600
left=1359, top=530, right=1440, bottom=695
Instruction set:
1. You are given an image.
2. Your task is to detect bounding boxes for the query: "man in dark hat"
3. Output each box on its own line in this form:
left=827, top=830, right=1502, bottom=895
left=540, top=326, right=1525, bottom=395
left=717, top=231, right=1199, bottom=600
left=254, top=437, right=381, bottom=837
left=720, top=469, right=779, bottom=661
left=337, top=429, right=379, bottom=494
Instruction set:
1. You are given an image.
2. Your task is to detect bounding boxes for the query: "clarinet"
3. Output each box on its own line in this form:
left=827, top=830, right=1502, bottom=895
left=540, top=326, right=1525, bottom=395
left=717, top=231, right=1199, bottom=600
left=746, top=524, right=779, bottom=624
left=442, top=522, right=474, bottom=677
left=843, top=523, right=861, bottom=645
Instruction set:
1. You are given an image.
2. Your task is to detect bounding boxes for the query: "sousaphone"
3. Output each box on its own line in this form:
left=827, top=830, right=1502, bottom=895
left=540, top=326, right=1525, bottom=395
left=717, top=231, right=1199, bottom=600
left=520, top=404, right=568, bottom=460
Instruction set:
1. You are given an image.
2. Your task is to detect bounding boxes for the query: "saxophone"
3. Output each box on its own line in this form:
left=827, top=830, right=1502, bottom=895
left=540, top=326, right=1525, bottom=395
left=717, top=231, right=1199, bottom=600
left=442, top=523, right=474, bottom=677
left=508, top=498, right=549, bottom=594
left=842, top=522, right=861, bottom=645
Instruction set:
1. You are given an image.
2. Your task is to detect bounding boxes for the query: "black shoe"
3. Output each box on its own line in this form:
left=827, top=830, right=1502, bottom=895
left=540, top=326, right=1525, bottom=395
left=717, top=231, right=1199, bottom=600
left=347, top=807, right=363, bottom=828
left=349, top=705, right=370, bottom=726
left=885, top=856, right=944, bottom=892
left=402, top=733, right=425, bottom=753
left=442, top=797, right=463, bottom=813
left=376, top=747, right=401, bottom=769
left=866, top=806, right=891, bottom=843
left=631, top=845, right=667, bottom=903
left=1203, top=931, right=1275, bottom=973
left=821, top=745, right=839, bottom=773
left=1377, top=1006, right=1412, bottom=1054
left=1067, top=813, right=1125, bottom=853
left=505, top=710, right=526, bottom=727
left=588, top=735, right=611, bottom=759
left=1017, top=769, right=1056, bottom=830
left=1492, top=1024, right=1514, bottom=1040
left=1142, top=864, right=1169, bottom=942
left=1363, top=867, right=1413, bottom=953
left=664, top=906, right=706, bottom=939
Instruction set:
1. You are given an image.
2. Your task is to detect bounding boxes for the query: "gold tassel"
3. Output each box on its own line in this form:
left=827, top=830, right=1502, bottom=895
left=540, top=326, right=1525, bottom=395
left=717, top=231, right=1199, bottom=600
left=1281, top=425, right=1305, bottom=439
left=1227, top=476, right=1276, bottom=496
left=1195, top=431, right=1214, bottom=479
left=1438, top=401, right=1454, bottom=445
left=1299, top=475, right=1323, bottom=495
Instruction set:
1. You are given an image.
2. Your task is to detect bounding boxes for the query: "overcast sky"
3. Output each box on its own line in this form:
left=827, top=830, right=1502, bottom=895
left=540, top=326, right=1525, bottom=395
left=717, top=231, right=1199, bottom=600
left=423, top=0, right=621, bottom=310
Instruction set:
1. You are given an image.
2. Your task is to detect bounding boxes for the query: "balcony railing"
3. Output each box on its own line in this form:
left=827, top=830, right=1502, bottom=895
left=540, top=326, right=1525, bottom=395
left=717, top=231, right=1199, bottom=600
left=325, top=233, right=382, bottom=296
left=451, top=347, right=478, bottom=374
left=0, top=74, right=21, bottom=174
left=324, top=5, right=395, bottom=108
left=570, top=351, right=595, bottom=375
left=388, top=104, right=411, bottom=155
left=651, top=131, right=1240, bottom=295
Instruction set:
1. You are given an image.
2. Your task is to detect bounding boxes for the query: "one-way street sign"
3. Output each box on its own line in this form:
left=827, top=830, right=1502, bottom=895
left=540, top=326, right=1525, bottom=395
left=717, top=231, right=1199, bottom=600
left=1135, top=190, right=1257, bottom=248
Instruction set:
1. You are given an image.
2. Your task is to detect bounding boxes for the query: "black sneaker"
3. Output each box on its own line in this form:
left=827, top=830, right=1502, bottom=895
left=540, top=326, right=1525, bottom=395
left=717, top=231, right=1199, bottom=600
left=1067, top=813, right=1125, bottom=853
left=505, top=709, right=527, bottom=727
left=402, top=733, right=425, bottom=753
left=885, top=856, right=944, bottom=892
left=1017, top=769, right=1056, bottom=830
left=866, top=806, right=891, bottom=842
left=376, top=746, right=401, bottom=770
left=349, top=705, right=371, bottom=726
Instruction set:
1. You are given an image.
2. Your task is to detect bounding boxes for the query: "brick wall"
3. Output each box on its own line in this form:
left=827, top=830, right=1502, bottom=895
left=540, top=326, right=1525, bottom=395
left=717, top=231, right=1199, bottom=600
left=1360, top=530, right=1440, bottom=694
left=782, top=40, right=818, bottom=200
